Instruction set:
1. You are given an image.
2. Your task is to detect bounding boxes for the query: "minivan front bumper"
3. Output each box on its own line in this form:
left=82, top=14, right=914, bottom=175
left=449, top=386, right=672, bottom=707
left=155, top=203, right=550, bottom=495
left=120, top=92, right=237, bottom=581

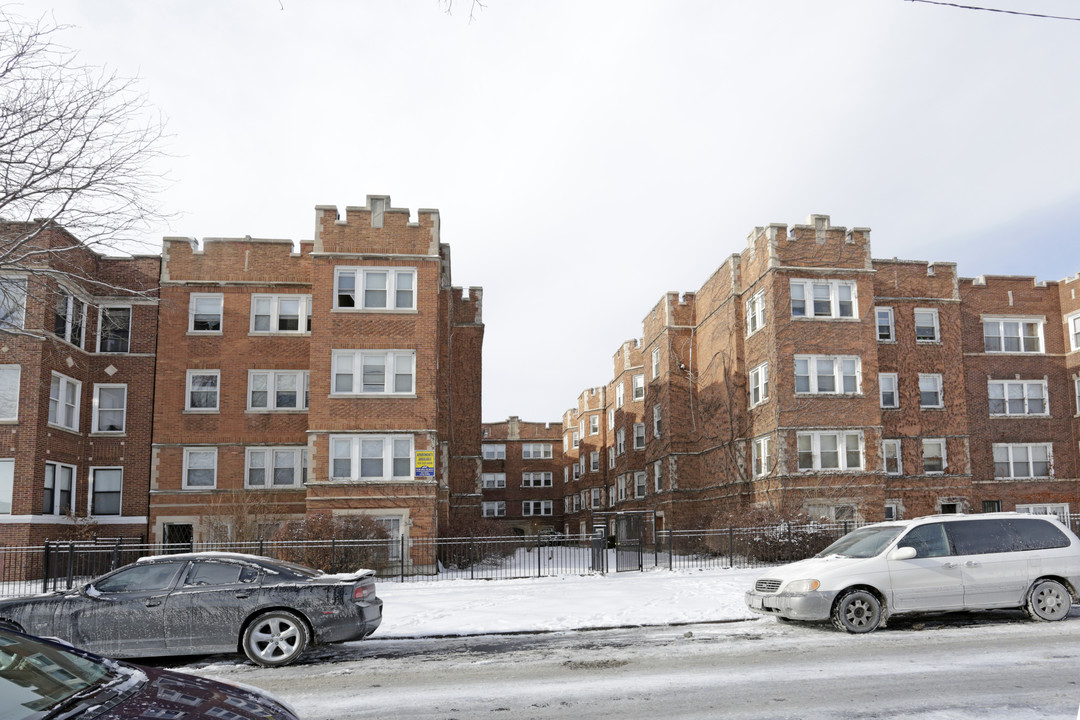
left=744, top=589, right=837, bottom=621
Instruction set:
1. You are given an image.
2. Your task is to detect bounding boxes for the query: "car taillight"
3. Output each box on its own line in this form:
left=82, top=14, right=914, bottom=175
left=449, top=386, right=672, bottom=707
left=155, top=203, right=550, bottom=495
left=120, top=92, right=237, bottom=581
left=353, top=584, right=374, bottom=602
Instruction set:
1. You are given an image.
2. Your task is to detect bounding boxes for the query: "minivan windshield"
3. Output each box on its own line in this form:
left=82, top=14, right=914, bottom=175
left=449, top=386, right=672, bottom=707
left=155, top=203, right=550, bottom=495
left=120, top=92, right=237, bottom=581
left=815, top=525, right=905, bottom=558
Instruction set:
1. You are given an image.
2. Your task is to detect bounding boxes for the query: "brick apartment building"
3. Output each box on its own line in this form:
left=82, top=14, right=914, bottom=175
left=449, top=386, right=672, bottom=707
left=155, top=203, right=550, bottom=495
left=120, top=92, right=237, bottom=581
left=477, top=417, right=564, bottom=534
left=559, top=215, right=1080, bottom=534
left=0, top=222, right=159, bottom=545
left=149, top=196, right=483, bottom=553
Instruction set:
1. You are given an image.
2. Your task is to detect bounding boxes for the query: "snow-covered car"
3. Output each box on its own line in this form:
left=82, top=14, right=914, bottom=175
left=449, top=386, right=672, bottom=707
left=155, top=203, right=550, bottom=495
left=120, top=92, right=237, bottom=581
left=745, top=513, right=1080, bottom=633
left=0, top=552, right=382, bottom=667
left=0, top=626, right=299, bottom=720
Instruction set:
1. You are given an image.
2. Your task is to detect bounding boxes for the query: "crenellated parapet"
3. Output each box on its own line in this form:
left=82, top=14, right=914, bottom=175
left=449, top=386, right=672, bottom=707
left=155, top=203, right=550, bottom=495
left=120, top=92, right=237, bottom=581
left=161, top=236, right=311, bottom=285
left=452, top=286, right=484, bottom=324
left=313, top=195, right=440, bottom=257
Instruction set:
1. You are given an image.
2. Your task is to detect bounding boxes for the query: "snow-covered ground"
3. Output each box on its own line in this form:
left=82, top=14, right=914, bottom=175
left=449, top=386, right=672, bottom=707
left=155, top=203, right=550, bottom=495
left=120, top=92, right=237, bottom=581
left=374, top=566, right=760, bottom=637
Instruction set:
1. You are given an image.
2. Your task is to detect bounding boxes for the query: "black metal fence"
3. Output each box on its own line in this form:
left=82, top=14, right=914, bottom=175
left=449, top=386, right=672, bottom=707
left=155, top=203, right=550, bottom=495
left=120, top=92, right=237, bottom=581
left=0, top=522, right=866, bottom=598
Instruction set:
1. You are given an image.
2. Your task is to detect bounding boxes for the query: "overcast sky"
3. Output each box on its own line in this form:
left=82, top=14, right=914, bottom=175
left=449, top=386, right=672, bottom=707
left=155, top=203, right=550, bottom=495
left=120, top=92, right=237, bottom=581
left=23, top=0, right=1080, bottom=424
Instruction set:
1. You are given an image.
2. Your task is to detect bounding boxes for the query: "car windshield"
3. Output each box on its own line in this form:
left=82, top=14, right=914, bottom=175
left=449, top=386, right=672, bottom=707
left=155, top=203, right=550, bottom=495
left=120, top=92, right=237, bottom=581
left=0, top=629, right=115, bottom=720
left=815, top=525, right=905, bottom=558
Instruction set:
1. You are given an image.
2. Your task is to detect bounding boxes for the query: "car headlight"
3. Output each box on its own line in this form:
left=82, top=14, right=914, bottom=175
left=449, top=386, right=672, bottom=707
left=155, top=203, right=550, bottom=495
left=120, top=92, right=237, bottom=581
left=785, top=579, right=820, bottom=593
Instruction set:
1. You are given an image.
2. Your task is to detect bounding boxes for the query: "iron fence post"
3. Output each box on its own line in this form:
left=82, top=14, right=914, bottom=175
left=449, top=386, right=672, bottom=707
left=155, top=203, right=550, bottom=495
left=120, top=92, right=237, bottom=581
left=470, top=534, right=475, bottom=581
left=65, top=542, right=75, bottom=590
left=728, top=526, right=734, bottom=568
left=331, top=538, right=336, bottom=570
left=786, top=524, right=793, bottom=563
left=536, top=533, right=541, bottom=578
left=42, top=541, right=51, bottom=593
left=111, top=538, right=120, bottom=571
left=400, top=535, right=405, bottom=582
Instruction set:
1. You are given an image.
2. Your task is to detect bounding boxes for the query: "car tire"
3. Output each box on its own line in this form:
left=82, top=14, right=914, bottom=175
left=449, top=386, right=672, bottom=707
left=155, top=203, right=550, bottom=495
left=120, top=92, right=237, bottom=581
left=242, top=610, right=310, bottom=667
left=1025, top=579, right=1072, bottom=622
left=831, top=589, right=883, bottom=633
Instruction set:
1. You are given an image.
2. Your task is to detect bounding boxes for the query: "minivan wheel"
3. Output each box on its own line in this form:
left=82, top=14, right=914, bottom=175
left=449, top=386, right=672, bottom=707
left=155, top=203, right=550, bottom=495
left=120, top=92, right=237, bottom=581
left=242, top=610, right=309, bottom=667
left=1025, top=579, right=1072, bottom=622
left=831, top=589, right=883, bottom=633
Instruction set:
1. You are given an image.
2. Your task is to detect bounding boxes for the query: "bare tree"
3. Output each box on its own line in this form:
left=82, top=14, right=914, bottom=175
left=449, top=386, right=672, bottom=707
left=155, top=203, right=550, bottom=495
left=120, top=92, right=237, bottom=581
left=0, top=8, right=170, bottom=330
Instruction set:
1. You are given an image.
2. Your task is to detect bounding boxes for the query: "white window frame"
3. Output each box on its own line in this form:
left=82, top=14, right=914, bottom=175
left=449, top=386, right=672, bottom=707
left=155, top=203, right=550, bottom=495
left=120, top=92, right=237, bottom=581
left=185, top=370, right=220, bottom=412
left=250, top=294, right=312, bottom=334
left=633, top=423, right=646, bottom=450
left=796, top=431, right=864, bottom=472
left=988, top=379, right=1048, bottom=416
left=1067, top=312, right=1080, bottom=353
left=883, top=439, right=902, bottom=476
left=654, top=460, right=662, bottom=492
left=189, top=293, right=223, bottom=333
left=875, top=306, right=895, bottom=342
left=651, top=347, right=661, bottom=379
left=482, top=444, right=506, bottom=460
left=245, top=447, right=307, bottom=488
left=522, top=472, right=553, bottom=488
left=522, top=500, right=552, bottom=517
left=54, top=290, right=86, bottom=347
left=481, top=472, right=506, bottom=489
left=88, top=468, right=123, bottom=518
left=1016, top=503, right=1070, bottom=524
left=914, top=308, right=940, bottom=343
left=331, top=349, right=415, bottom=395
left=608, top=446, right=615, bottom=469
left=43, top=462, right=76, bottom=515
left=794, top=355, right=861, bottom=395
left=522, top=443, right=552, bottom=459
left=571, top=430, right=580, bottom=449
left=48, top=372, right=81, bottom=431
left=634, top=471, right=646, bottom=498
left=248, top=370, right=309, bottom=411
left=329, top=435, right=414, bottom=482
left=97, top=305, right=132, bottom=353
left=590, top=451, right=599, bottom=472
left=749, top=362, right=769, bottom=407
left=334, top=267, right=417, bottom=311
left=632, top=374, right=645, bottom=401
left=1, top=458, right=15, bottom=514
left=616, top=428, right=626, bottom=455
left=789, top=279, right=857, bottom=319
left=617, top=475, right=627, bottom=501
left=752, top=436, right=772, bottom=477
left=482, top=501, right=506, bottom=518
left=0, top=277, right=26, bottom=331
left=921, top=438, right=946, bottom=475
left=746, top=289, right=766, bottom=336
left=1075, top=377, right=1080, bottom=415
left=653, top=404, right=661, bottom=438
left=993, top=443, right=1053, bottom=479
left=590, top=415, right=599, bottom=435
left=609, top=483, right=616, bottom=507
left=615, top=382, right=624, bottom=408
left=591, top=487, right=602, bottom=509
left=879, top=373, right=898, bottom=409
left=918, top=373, right=943, bottom=409
left=983, top=316, right=1044, bottom=354
left=0, top=365, right=20, bottom=422
left=607, top=408, right=615, bottom=430
left=92, top=384, right=127, bottom=433
left=183, top=447, right=218, bottom=489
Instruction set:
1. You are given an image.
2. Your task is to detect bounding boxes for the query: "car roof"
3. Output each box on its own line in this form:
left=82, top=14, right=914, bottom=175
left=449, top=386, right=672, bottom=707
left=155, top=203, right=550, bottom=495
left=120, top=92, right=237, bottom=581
left=883, top=512, right=1064, bottom=528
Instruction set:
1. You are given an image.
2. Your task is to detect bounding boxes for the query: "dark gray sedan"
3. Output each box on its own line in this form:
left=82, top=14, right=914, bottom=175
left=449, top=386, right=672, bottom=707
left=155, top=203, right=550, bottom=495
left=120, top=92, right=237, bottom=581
left=0, top=552, right=383, bottom=667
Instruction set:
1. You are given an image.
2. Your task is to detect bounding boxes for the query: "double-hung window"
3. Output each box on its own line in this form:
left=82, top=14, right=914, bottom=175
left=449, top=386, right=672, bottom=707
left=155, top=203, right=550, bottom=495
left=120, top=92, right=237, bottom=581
left=608, top=446, right=615, bottom=469
left=248, top=370, right=308, bottom=411
left=653, top=404, right=661, bottom=438
left=752, top=436, right=772, bottom=477
left=189, top=294, right=223, bottom=332
left=914, top=309, right=939, bottom=342
left=330, top=435, right=413, bottom=481
left=482, top=444, right=506, bottom=460
left=571, top=430, right=579, bottom=448
left=796, top=431, right=864, bottom=471
left=654, top=460, right=662, bottom=492
left=251, top=294, right=312, bottom=333
left=918, top=374, right=943, bottom=409
left=481, top=473, right=506, bottom=489
left=43, top=462, right=75, bottom=515
left=875, top=307, right=895, bottom=342
left=246, top=447, right=306, bottom=488
left=983, top=317, right=1043, bottom=353
left=0, top=278, right=26, bottom=330
left=607, top=408, right=615, bottom=430
left=522, top=472, right=552, bottom=488
left=749, top=363, right=769, bottom=407
left=334, top=267, right=416, bottom=310
left=790, top=279, right=857, bottom=319
left=590, top=451, right=600, bottom=471
left=98, top=306, right=131, bottom=352
left=482, top=501, right=505, bottom=517
left=615, top=383, right=624, bottom=408
left=522, top=500, right=552, bottom=517
left=90, top=467, right=122, bottom=515
left=522, top=443, right=552, bottom=459
left=48, top=373, right=81, bottom=430
left=590, top=415, right=599, bottom=435
left=794, top=355, right=861, bottom=394
left=632, top=374, right=645, bottom=401
left=591, top=487, right=602, bottom=509
left=988, top=379, right=1047, bottom=416
left=633, top=423, right=646, bottom=450
left=616, top=428, right=626, bottom=455
left=332, top=350, right=415, bottom=395
left=617, top=476, right=627, bottom=501
left=183, top=448, right=217, bottom=488
left=879, top=373, right=898, bottom=409
left=746, top=290, right=766, bottom=335
left=186, top=370, right=220, bottom=411
left=92, top=384, right=127, bottom=432
left=1068, top=313, right=1080, bottom=352
left=54, top=291, right=85, bottom=347
left=651, top=347, right=661, bottom=379
left=922, top=439, right=945, bottom=474
left=0, top=365, right=20, bottom=421
left=883, top=439, right=902, bottom=475
left=634, top=471, right=646, bottom=498
left=993, top=443, right=1052, bottom=479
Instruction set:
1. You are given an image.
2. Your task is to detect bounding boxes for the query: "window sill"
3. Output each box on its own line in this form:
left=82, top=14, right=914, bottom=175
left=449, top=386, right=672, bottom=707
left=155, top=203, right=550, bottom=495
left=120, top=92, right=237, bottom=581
left=330, top=308, right=418, bottom=315
left=186, top=331, right=223, bottom=337
left=915, top=340, right=942, bottom=345
left=248, top=331, right=311, bottom=337
left=329, top=393, right=418, bottom=399
left=183, top=409, right=220, bottom=415
left=242, top=486, right=305, bottom=491
left=789, top=316, right=861, bottom=322
left=245, top=409, right=309, bottom=414
left=919, top=406, right=945, bottom=411
left=89, top=432, right=127, bottom=438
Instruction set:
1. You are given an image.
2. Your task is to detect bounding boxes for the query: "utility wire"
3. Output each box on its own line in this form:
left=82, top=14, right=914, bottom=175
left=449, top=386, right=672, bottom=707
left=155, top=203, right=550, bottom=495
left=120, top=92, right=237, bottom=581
left=906, top=0, right=1080, bottom=21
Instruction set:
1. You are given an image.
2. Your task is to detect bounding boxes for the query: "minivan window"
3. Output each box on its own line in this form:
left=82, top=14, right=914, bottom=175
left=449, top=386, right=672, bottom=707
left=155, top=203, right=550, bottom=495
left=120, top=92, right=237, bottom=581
left=816, top=525, right=905, bottom=558
left=897, top=523, right=951, bottom=558
left=945, top=518, right=1070, bottom=555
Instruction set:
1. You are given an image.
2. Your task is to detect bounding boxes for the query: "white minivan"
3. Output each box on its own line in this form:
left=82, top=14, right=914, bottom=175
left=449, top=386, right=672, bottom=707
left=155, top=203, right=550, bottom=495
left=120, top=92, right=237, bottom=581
left=745, top=513, right=1080, bottom=632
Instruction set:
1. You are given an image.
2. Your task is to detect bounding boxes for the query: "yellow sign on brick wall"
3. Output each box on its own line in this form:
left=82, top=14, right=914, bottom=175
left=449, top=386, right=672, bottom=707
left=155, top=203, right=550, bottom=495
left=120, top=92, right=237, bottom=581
left=414, top=451, right=435, bottom=478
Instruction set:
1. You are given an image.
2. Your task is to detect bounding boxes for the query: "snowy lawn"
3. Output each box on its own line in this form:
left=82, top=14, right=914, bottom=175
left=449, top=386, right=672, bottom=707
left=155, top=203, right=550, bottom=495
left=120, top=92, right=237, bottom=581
left=373, top=566, right=762, bottom=637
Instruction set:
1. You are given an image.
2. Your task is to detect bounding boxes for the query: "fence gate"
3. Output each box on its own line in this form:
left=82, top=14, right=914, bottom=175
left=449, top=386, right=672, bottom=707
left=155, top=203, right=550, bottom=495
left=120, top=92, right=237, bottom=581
left=614, top=514, right=643, bottom=572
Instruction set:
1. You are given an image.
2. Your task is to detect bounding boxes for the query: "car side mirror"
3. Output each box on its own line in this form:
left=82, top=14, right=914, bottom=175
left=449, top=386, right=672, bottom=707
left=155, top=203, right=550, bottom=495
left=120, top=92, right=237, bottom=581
left=888, top=546, right=917, bottom=561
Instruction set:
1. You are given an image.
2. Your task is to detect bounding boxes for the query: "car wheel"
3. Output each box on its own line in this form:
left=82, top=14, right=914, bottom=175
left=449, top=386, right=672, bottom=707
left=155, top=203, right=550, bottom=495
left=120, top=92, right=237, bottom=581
left=1025, top=579, right=1072, bottom=622
left=831, top=589, right=883, bottom=633
left=242, top=610, right=309, bottom=667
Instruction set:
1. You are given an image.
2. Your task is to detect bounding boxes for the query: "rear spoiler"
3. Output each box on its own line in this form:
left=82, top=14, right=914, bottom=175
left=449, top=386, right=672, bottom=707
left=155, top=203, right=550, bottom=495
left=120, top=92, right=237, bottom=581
left=313, top=568, right=376, bottom=584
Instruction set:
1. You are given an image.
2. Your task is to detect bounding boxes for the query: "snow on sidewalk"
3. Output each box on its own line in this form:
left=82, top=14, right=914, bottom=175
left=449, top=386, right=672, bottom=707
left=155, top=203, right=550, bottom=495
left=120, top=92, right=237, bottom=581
left=372, top=566, right=762, bottom=638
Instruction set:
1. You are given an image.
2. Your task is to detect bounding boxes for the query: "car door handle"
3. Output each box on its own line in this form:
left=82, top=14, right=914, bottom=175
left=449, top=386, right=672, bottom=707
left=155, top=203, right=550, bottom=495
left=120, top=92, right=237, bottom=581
left=964, top=561, right=980, bottom=568
left=941, top=562, right=958, bottom=569
left=145, top=599, right=162, bottom=607
left=235, top=592, right=251, bottom=599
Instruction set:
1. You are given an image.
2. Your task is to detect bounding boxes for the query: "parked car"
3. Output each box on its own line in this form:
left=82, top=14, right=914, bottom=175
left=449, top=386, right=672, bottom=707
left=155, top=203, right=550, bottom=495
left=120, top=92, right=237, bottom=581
left=745, top=513, right=1080, bottom=633
left=0, top=626, right=299, bottom=720
left=0, top=552, right=382, bottom=666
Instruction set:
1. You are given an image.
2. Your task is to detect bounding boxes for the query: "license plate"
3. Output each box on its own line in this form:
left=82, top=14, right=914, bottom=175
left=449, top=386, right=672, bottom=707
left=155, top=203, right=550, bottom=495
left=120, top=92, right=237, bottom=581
left=749, top=595, right=764, bottom=609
